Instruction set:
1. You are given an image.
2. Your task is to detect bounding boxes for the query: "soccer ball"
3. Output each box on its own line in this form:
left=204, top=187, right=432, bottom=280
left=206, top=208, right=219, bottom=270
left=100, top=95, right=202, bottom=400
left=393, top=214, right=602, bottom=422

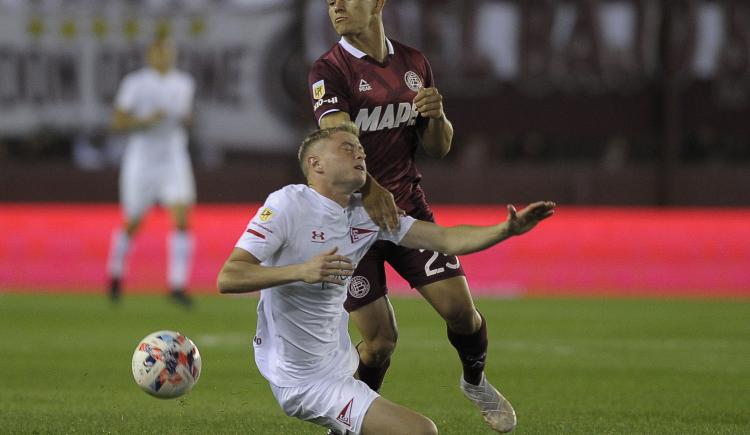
left=131, top=330, right=201, bottom=399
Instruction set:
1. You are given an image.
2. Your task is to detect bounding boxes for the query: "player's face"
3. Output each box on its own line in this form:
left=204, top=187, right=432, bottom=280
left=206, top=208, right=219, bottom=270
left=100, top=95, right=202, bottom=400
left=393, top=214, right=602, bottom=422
left=148, top=40, right=175, bottom=73
left=321, top=131, right=367, bottom=190
left=327, top=0, right=378, bottom=36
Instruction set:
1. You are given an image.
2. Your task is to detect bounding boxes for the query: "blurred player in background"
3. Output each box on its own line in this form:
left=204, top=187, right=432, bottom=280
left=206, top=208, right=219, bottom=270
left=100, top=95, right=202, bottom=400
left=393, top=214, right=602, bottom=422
left=105, top=34, right=196, bottom=307
left=308, top=1, right=516, bottom=432
left=217, top=123, right=554, bottom=435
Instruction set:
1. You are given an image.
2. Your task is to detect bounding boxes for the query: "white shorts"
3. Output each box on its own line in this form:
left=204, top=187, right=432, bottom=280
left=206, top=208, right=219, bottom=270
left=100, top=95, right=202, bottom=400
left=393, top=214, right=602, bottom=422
left=120, top=147, right=195, bottom=220
left=270, top=375, right=379, bottom=435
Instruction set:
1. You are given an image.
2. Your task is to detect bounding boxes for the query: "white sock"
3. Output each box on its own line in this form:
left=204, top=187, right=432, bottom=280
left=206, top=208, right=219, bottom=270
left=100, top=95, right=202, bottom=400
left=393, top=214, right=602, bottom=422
left=107, top=229, right=131, bottom=278
left=168, top=230, right=194, bottom=290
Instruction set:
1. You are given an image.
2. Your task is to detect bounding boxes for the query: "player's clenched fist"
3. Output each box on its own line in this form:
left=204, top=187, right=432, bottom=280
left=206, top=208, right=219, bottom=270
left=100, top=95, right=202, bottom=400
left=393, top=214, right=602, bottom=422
left=298, top=246, right=354, bottom=285
left=413, top=87, right=444, bottom=119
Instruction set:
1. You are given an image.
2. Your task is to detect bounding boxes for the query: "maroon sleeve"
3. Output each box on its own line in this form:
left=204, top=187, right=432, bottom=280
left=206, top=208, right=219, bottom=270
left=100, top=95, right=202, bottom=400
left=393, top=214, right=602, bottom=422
left=415, top=53, right=434, bottom=134
left=308, top=59, right=351, bottom=126
left=423, top=54, right=435, bottom=89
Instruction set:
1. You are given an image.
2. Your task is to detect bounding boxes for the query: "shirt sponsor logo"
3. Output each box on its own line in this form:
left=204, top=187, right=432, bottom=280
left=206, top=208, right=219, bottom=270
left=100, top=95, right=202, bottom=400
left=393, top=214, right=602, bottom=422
left=404, top=70, right=423, bottom=92
left=354, top=102, right=419, bottom=132
left=350, top=227, right=377, bottom=243
left=259, top=207, right=274, bottom=222
left=358, top=78, right=372, bottom=92
left=313, top=96, right=338, bottom=111
left=312, top=79, right=326, bottom=100
left=336, top=398, right=354, bottom=427
left=311, top=230, right=326, bottom=243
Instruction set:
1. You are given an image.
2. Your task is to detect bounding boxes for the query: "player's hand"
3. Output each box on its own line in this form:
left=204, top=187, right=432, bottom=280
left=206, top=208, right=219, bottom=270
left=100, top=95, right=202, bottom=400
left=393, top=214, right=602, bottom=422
left=413, top=87, right=444, bottom=120
left=506, top=201, right=556, bottom=236
left=143, top=111, right=165, bottom=128
left=299, top=247, right=354, bottom=285
left=361, top=178, right=401, bottom=232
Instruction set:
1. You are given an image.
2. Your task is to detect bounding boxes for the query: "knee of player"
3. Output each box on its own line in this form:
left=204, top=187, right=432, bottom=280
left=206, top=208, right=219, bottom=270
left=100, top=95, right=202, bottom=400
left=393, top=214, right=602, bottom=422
left=370, top=336, right=397, bottom=361
left=443, top=305, right=479, bottom=331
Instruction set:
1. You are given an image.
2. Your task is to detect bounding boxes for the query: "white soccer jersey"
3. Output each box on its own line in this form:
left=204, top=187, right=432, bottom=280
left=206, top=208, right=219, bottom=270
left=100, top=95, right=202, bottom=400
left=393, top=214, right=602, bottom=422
left=235, top=185, right=415, bottom=387
left=115, top=67, right=196, bottom=218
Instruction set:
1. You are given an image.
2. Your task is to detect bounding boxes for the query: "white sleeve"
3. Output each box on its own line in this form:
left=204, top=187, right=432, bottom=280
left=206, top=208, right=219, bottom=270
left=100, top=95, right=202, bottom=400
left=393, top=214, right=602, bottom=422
left=114, top=75, right=137, bottom=112
left=377, top=215, right=416, bottom=244
left=235, top=193, right=289, bottom=262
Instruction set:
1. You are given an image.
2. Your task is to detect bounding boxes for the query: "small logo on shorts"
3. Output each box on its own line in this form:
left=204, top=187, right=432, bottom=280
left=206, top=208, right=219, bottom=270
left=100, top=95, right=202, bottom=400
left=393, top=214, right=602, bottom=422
left=404, top=71, right=423, bottom=92
left=336, top=398, right=353, bottom=427
left=311, top=231, right=326, bottom=242
left=347, top=276, right=370, bottom=299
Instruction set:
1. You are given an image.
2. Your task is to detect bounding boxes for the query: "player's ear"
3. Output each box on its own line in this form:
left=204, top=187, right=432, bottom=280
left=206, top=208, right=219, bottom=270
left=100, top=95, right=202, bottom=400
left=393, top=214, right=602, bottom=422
left=308, top=155, right=323, bottom=174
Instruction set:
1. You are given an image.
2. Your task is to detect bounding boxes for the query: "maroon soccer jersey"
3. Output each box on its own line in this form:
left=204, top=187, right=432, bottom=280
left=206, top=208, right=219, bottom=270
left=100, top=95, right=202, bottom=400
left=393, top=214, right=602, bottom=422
left=308, top=38, right=434, bottom=214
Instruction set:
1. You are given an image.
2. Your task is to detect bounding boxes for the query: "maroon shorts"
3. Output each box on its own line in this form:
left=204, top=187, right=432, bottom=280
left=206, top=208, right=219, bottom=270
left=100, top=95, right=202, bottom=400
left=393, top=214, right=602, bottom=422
left=344, top=204, right=466, bottom=312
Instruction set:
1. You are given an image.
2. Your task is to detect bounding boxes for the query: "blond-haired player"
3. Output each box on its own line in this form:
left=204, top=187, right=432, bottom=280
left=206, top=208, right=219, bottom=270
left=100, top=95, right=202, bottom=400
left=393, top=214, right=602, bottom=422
left=217, top=123, right=555, bottom=434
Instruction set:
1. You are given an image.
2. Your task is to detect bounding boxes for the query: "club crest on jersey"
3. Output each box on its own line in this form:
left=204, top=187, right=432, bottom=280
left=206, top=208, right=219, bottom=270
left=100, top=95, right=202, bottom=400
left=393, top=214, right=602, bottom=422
left=312, top=79, right=326, bottom=100
left=358, top=79, right=372, bottom=92
left=347, top=276, right=370, bottom=299
left=336, top=398, right=354, bottom=427
left=311, top=230, right=326, bottom=243
left=259, top=207, right=274, bottom=222
left=350, top=227, right=376, bottom=243
left=404, top=71, right=423, bottom=92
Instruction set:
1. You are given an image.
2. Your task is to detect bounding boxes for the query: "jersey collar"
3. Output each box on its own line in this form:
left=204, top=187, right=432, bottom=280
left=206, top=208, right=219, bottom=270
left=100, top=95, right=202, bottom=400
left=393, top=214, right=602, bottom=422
left=338, top=36, right=394, bottom=59
left=307, top=185, right=353, bottom=214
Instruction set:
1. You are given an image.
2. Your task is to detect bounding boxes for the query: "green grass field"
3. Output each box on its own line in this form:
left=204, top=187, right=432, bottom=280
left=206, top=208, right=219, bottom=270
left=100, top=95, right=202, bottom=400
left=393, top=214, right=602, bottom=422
left=0, top=293, right=748, bottom=434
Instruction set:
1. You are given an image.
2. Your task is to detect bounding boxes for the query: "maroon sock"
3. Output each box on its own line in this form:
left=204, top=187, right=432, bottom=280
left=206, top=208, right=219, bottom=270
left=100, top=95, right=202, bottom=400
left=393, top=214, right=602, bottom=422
left=447, top=312, right=488, bottom=386
left=356, top=358, right=391, bottom=392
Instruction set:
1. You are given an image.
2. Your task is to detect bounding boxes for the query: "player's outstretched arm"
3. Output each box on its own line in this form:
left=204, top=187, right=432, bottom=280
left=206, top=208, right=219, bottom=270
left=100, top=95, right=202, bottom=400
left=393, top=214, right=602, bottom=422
left=399, top=201, right=556, bottom=255
left=217, top=247, right=354, bottom=294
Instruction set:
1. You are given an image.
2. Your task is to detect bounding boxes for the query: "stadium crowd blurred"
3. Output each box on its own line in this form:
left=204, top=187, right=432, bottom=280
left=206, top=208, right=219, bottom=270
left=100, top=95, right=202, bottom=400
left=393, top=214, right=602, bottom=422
left=0, top=0, right=748, bottom=204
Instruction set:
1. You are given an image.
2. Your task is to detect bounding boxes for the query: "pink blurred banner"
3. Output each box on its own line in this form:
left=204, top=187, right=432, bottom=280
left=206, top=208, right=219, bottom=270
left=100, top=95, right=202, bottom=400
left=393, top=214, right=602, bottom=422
left=0, top=204, right=748, bottom=297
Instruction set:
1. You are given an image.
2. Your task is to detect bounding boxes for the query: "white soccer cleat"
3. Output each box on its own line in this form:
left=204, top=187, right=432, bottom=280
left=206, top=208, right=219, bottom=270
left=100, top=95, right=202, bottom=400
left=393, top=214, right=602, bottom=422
left=460, top=374, right=517, bottom=433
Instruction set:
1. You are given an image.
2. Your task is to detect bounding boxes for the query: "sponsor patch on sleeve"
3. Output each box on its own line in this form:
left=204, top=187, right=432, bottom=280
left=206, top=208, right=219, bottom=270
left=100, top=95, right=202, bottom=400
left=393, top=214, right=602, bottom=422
left=313, top=96, right=338, bottom=111
left=312, top=80, right=325, bottom=100
left=259, top=207, right=274, bottom=222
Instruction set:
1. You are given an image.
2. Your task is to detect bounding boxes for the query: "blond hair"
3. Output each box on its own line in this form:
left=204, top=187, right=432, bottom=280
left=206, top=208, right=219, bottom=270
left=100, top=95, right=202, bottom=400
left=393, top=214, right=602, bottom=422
left=298, top=121, right=360, bottom=177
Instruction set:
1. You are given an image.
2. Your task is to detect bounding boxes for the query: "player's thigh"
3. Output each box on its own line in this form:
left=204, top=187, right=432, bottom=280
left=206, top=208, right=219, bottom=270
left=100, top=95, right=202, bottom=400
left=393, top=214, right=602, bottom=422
left=361, top=397, right=437, bottom=435
left=120, top=163, right=157, bottom=223
left=349, top=295, right=398, bottom=346
left=387, top=245, right=475, bottom=324
left=416, top=276, right=479, bottom=329
left=160, top=154, right=196, bottom=211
